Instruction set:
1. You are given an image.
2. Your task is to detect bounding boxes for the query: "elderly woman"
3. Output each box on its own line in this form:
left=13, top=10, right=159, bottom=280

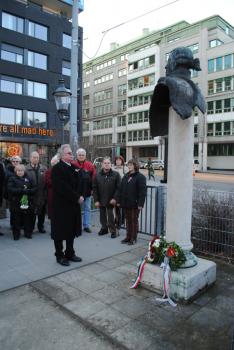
left=7, top=164, right=37, bottom=240
left=117, top=159, right=146, bottom=245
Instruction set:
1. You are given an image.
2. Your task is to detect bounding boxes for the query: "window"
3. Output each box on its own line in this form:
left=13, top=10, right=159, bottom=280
left=2, top=12, right=24, bottom=33
left=84, top=82, right=90, bottom=88
left=0, top=107, right=22, bottom=125
left=215, top=122, right=222, bottom=136
left=28, top=50, right=47, bottom=70
left=208, top=80, right=214, bottom=94
left=207, top=101, right=214, bottom=114
left=208, top=59, right=215, bottom=73
left=224, top=55, right=232, bottom=69
left=224, top=98, right=231, bottom=112
left=0, top=76, right=23, bottom=94
left=209, top=39, right=223, bottom=48
left=63, top=33, right=71, bottom=49
left=208, top=143, right=234, bottom=156
left=1, top=43, right=23, bottom=64
left=24, top=111, right=47, bottom=128
left=27, top=81, right=47, bottom=99
left=118, top=100, right=126, bottom=112
left=118, top=68, right=127, bottom=77
left=187, top=43, right=198, bottom=54
left=216, top=78, right=223, bottom=93
left=28, top=21, right=48, bottom=41
left=216, top=57, right=222, bottom=71
left=117, top=116, right=126, bottom=127
left=215, top=100, right=222, bottom=113
left=118, top=84, right=127, bottom=96
left=117, top=132, right=126, bottom=143
left=194, top=125, right=198, bottom=137
left=207, top=123, right=214, bottom=136
left=224, top=121, right=231, bottom=135
left=62, top=61, right=71, bottom=76
left=224, top=77, right=231, bottom=91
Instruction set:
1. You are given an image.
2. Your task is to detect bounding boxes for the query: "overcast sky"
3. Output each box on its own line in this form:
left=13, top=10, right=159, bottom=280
left=79, top=0, right=234, bottom=62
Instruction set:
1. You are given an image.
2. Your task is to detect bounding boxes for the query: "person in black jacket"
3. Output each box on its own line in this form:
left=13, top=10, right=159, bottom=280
left=7, top=164, right=37, bottom=240
left=51, top=144, right=84, bottom=266
left=118, top=159, right=146, bottom=245
left=0, top=161, right=5, bottom=236
left=93, top=157, right=121, bottom=238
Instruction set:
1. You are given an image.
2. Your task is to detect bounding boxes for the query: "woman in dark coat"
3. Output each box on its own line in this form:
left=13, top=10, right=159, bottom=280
left=7, top=164, right=37, bottom=240
left=51, top=144, right=84, bottom=266
left=118, top=159, right=146, bottom=245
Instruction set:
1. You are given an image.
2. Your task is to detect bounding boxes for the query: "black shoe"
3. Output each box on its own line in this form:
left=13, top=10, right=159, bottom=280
left=84, top=227, right=92, bottom=233
left=38, top=228, right=46, bottom=233
left=128, top=240, right=136, bottom=245
left=67, top=255, right=82, bottom=262
left=56, top=257, right=70, bottom=266
left=24, top=234, right=32, bottom=239
left=121, top=238, right=130, bottom=244
left=98, top=229, right=108, bottom=236
left=13, top=236, right=20, bottom=241
left=0, top=232, right=4, bottom=236
left=111, top=233, right=116, bottom=238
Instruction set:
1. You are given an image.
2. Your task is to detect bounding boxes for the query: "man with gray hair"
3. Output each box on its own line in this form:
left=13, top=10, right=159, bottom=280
left=26, top=151, right=47, bottom=233
left=73, top=148, right=96, bottom=233
left=51, top=144, right=84, bottom=266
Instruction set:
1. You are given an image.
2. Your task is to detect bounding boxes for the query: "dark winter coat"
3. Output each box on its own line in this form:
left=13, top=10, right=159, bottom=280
left=0, top=163, right=5, bottom=206
left=26, top=163, right=47, bottom=211
left=51, top=161, right=84, bottom=241
left=7, top=174, right=37, bottom=212
left=45, top=168, right=53, bottom=219
left=73, top=160, right=96, bottom=197
left=3, top=164, right=15, bottom=200
left=93, top=169, right=121, bottom=207
left=118, top=171, right=147, bottom=209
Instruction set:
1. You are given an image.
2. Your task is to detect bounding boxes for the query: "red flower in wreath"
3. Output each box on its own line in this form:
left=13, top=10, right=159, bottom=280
left=166, top=246, right=176, bottom=257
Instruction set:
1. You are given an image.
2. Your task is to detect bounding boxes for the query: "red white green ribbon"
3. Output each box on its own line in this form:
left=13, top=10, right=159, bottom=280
left=130, top=257, right=147, bottom=289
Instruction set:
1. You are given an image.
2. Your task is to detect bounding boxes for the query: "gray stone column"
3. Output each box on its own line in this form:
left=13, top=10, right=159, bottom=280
left=166, top=108, right=194, bottom=252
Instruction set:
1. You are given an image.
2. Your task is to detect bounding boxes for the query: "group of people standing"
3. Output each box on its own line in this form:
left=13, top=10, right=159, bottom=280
left=0, top=144, right=147, bottom=267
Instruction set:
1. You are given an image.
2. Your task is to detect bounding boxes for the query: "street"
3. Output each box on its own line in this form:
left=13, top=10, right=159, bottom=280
left=141, top=169, right=234, bottom=192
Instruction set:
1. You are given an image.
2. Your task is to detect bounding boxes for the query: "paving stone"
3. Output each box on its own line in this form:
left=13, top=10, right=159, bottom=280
left=95, top=269, right=125, bottom=284
left=113, top=263, right=138, bottom=275
left=205, top=295, right=234, bottom=317
left=114, top=251, right=141, bottom=263
left=112, top=319, right=170, bottom=350
left=79, top=262, right=108, bottom=276
left=97, top=257, right=125, bottom=269
left=64, top=295, right=107, bottom=319
left=92, top=285, right=127, bottom=305
left=188, top=306, right=233, bottom=331
left=112, top=295, right=153, bottom=319
left=87, top=306, right=131, bottom=335
left=32, top=277, right=86, bottom=305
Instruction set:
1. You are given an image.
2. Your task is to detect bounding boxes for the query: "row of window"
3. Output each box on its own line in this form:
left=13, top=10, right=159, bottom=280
left=93, top=118, right=112, bottom=130
left=208, top=76, right=233, bottom=95
left=128, top=55, right=155, bottom=73
left=96, top=59, right=116, bottom=71
left=207, top=98, right=234, bottom=114
left=1, top=43, right=47, bottom=69
left=207, top=143, right=234, bottom=156
left=0, top=107, right=46, bottom=128
left=94, top=88, right=113, bottom=102
left=2, top=11, right=71, bottom=48
left=128, top=74, right=155, bottom=91
left=208, top=54, right=233, bottom=73
left=128, top=129, right=152, bottom=142
left=128, top=111, right=149, bottom=124
left=94, top=73, right=113, bottom=85
left=93, top=134, right=112, bottom=145
left=94, top=104, right=112, bottom=117
left=1, top=43, right=71, bottom=76
left=0, top=75, right=47, bottom=99
left=207, top=121, right=234, bottom=137
left=128, top=94, right=151, bottom=108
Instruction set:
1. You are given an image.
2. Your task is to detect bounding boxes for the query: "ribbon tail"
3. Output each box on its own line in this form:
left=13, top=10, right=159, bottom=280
left=130, top=258, right=146, bottom=289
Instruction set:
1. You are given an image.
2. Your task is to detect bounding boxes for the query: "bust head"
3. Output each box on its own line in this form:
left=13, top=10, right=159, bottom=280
left=165, top=47, right=201, bottom=76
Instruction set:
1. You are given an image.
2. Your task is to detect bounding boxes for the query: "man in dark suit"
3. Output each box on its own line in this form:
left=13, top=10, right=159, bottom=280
left=51, top=144, right=84, bottom=266
left=0, top=161, right=5, bottom=235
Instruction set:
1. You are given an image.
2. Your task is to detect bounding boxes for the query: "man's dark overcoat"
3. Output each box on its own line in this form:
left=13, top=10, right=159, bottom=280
left=51, top=160, right=83, bottom=241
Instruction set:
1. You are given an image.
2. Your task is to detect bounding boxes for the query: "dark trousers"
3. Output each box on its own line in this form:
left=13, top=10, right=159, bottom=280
left=31, top=204, right=46, bottom=231
left=100, top=206, right=116, bottom=234
left=124, top=208, right=140, bottom=242
left=115, top=207, right=124, bottom=229
left=12, top=210, right=33, bottom=239
left=54, top=239, right=75, bottom=259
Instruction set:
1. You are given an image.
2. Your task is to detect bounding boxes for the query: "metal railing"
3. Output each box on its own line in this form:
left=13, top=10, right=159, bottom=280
left=121, top=185, right=234, bottom=262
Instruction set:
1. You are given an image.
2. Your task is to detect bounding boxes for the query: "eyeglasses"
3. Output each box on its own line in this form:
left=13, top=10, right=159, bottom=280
left=78, top=154, right=85, bottom=156
left=65, top=152, right=72, bottom=155
left=12, top=160, right=20, bottom=163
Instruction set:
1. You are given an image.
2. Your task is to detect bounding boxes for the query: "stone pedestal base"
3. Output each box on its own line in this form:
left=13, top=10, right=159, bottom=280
left=141, top=257, right=216, bottom=303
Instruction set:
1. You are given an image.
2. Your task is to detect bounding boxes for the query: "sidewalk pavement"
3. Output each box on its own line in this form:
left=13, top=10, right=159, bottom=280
left=0, top=212, right=234, bottom=350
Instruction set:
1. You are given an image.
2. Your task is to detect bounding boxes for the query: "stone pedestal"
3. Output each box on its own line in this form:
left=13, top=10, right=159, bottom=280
left=141, top=258, right=216, bottom=303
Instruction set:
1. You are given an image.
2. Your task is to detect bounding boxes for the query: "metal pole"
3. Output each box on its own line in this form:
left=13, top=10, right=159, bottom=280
left=61, top=118, right=64, bottom=145
left=70, top=0, right=79, bottom=153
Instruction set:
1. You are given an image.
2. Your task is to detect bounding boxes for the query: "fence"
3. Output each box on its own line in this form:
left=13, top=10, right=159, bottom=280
left=124, top=185, right=234, bottom=263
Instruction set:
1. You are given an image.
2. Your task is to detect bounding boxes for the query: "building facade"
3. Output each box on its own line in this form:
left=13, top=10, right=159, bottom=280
left=82, top=16, right=234, bottom=170
left=0, top=0, right=83, bottom=164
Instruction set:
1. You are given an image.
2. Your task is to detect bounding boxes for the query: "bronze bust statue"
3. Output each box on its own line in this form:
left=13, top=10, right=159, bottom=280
left=149, top=47, right=206, bottom=136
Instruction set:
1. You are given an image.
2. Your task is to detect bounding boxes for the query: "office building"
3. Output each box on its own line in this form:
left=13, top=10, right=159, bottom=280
left=82, top=15, right=234, bottom=170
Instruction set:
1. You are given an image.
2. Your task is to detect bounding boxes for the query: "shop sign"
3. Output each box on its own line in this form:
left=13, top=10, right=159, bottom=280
left=0, top=124, right=56, bottom=137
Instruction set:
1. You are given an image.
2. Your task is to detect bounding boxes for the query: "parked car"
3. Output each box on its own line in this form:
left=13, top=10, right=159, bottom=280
left=139, top=160, right=147, bottom=169
left=144, top=160, right=164, bottom=170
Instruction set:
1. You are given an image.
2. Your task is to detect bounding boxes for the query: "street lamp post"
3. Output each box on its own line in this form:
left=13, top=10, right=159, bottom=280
left=53, top=79, right=71, bottom=145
